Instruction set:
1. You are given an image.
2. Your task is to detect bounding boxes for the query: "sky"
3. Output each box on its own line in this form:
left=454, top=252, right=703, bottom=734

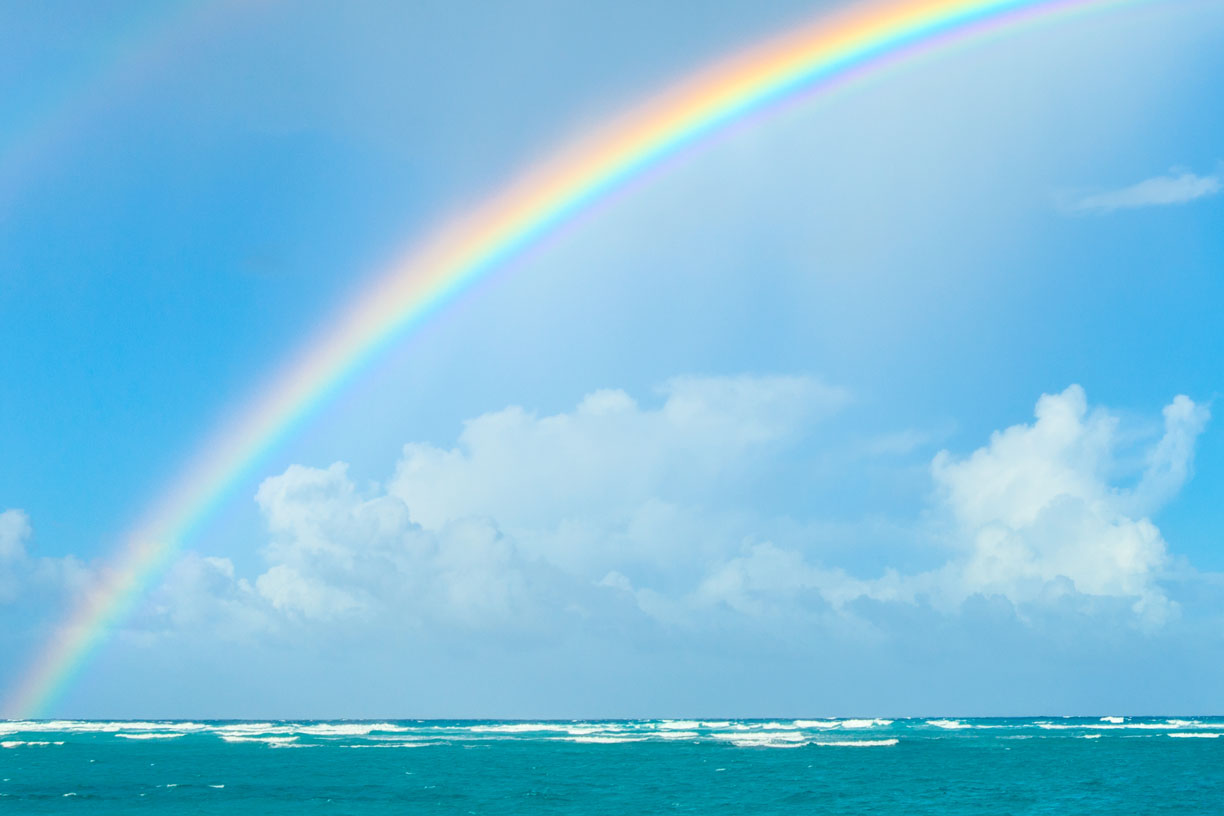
left=1, top=0, right=1223, bottom=718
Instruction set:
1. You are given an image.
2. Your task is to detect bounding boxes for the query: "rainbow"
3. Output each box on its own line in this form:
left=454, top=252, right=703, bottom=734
left=6, top=0, right=1137, bottom=718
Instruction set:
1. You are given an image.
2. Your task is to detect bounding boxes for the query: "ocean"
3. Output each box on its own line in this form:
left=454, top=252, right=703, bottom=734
left=2, top=717, right=1221, bottom=813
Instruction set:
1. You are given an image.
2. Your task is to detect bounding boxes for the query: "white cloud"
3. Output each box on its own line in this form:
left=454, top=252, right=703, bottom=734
left=1066, top=169, right=1221, bottom=214
left=160, top=374, right=844, bottom=634
left=653, top=386, right=1208, bottom=629
left=691, top=541, right=888, bottom=618
left=245, top=459, right=542, bottom=629
left=256, top=564, right=365, bottom=621
left=1130, top=395, right=1212, bottom=516
left=389, top=374, right=846, bottom=533
left=0, top=509, right=30, bottom=562
left=0, top=510, right=94, bottom=608
left=0, top=509, right=32, bottom=603
left=924, top=386, right=1208, bottom=623
left=143, top=380, right=1207, bottom=642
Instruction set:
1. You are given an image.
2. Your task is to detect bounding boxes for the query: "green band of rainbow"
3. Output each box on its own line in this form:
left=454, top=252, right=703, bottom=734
left=5, top=0, right=1133, bottom=718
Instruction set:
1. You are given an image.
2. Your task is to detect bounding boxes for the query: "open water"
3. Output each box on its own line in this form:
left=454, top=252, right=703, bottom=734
left=2, top=717, right=1222, bottom=813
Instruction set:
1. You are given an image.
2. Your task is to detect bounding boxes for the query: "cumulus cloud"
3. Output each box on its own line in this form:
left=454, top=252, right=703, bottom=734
left=0, top=509, right=30, bottom=562
left=0, top=510, right=93, bottom=609
left=248, top=461, right=538, bottom=629
left=0, top=510, right=32, bottom=602
left=1065, top=169, right=1221, bottom=214
left=924, top=386, right=1208, bottom=624
left=638, top=386, right=1209, bottom=629
left=390, top=374, right=846, bottom=532
left=142, top=379, right=1208, bottom=645
left=1131, top=395, right=1212, bottom=516
left=159, top=374, right=845, bottom=635
left=642, top=388, right=1208, bottom=631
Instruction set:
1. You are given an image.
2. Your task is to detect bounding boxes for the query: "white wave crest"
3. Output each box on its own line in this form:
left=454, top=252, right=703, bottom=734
left=926, top=719, right=968, bottom=730
left=1, top=740, right=63, bottom=748
left=813, top=739, right=899, bottom=747
left=0, top=720, right=207, bottom=735
left=295, top=723, right=406, bottom=737
left=1169, top=732, right=1222, bottom=739
left=1039, top=720, right=1212, bottom=732
left=837, top=719, right=893, bottom=729
left=219, top=735, right=299, bottom=745
left=715, top=731, right=808, bottom=748
left=464, top=723, right=566, bottom=734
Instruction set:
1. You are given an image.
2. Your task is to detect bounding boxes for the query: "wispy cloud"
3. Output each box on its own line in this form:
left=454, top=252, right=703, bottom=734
left=1065, top=169, right=1221, bottom=214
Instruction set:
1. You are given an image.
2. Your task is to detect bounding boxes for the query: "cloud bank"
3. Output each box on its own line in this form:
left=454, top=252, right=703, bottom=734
left=4, top=377, right=1214, bottom=715
left=136, top=378, right=1208, bottom=647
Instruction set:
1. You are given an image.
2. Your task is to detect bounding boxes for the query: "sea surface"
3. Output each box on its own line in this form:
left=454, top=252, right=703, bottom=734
left=2, top=717, right=1222, bottom=813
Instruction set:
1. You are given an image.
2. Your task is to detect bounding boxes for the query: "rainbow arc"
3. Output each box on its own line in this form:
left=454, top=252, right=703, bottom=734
left=5, top=0, right=1134, bottom=718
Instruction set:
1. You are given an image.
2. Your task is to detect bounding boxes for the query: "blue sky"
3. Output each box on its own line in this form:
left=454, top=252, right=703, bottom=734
left=1, top=0, right=1223, bottom=717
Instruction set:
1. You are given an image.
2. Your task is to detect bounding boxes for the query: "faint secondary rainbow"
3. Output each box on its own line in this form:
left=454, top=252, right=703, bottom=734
left=0, top=0, right=260, bottom=197
left=7, top=0, right=1137, bottom=718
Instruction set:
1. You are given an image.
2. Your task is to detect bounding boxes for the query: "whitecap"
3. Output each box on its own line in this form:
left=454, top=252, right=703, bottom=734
left=656, top=720, right=702, bottom=730
left=1169, top=732, right=1222, bottom=739
left=1, top=740, right=56, bottom=748
left=792, top=720, right=840, bottom=729
left=561, top=725, right=609, bottom=736
left=116, top=733, right=185, bottom=740
left=724, top=721, right=800, bottom=732
left=837, top=719, right=893, bottom=729
left=1042, top=722, right=1184, bottom=731
left=812, top=739, right=899, bottom=747
left=12, top=720, right=206, bottom=735
left=294, top=723, right=406, bottom=737
left=463, top=723, right=564, bottom=734
left=212, top=723, right=295, bottom=737
left=219, top=735, right=298, bottom=745
left=1100, top=716, right=1125, bottom=724
left=715, top=731, right=808, bottom=748
left=926, top=719, right=967, bottom=730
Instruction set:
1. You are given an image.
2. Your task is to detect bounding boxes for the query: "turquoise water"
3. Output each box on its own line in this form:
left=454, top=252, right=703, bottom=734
left=3, top=718, right=1222, bottom=813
